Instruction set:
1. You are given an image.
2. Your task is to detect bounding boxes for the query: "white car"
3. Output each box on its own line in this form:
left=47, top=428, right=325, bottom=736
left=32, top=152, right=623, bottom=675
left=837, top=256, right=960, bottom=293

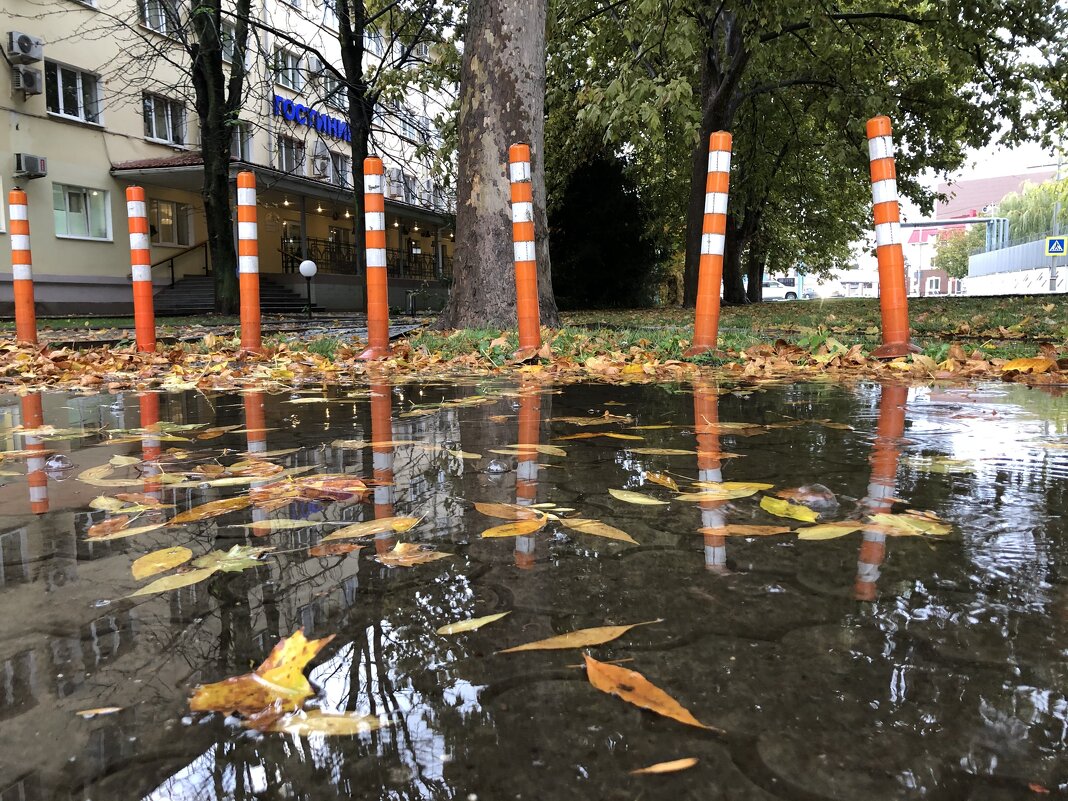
left=760, top=278, right=799, bottom=301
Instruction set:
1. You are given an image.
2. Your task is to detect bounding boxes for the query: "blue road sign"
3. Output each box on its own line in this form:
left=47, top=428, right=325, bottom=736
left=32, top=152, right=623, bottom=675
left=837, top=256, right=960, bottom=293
left=1047, top=237, right=1066, bottom=256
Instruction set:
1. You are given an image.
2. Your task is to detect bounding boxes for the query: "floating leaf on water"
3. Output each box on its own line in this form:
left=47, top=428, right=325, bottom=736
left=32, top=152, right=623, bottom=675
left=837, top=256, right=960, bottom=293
left=760, top=496, right=819, bottom=523
left=89, top=495, right=129, bottom=512
left=608, top=488, right=668, bottom=506
left=643, top=472, right=679, bottom=492
left=115, top=492, right=169, bottom=508
left=700, top=525, right=791, bottom=537
left=255, top=709, right=387, bottom=736
left=190, top=630, right=335, bottom=716
left=584, top=654, right=717, bottom=731
left=498, top=444, right=568, bottom=457
left=628, top=425, right=673, bottom=430
left=127, top=566, right=219, bottom=597
left=132, top=546, right=193, bottom=580
left=499, top=620, right=661, bottom=653
left=675, top=489, right=759, bottom=502
left=446, top=449, right=483, bottom=459
left=796, top=522, right=864, bottom=540
left=550, top=413, right=631, bottom=426
left=242, top=518, right=320, bottom=535
left=626, top=448, right=695, bottom=456
left=87, top=516, right=132, bottom=539
left=482, top=518, right=546, bottom=538
left=169, top=496, right=252, bottom=525
left=474, top=502, right=544, bottom=521
left=376, top=542, right=451, bottom=568
left=195, top=425, right=242, bottom=440
left=75, top=707, right=123, bottom=719
left=192, top=545, right=273, bottom=573
left=867, top=512, right=951, bottom=537
left=77, top=464, right=142, bottom=487
left=560, top=518, right=638, bottom=545
left=602, top=432, right=645, bottom=441
left=436, top=611, right=511, bottom=635
left=555, top=432, right=603, bottom=441
left=692, top=481, right=773, bottom=494
left=308, top=542, right=363, bottom=557
left=630, top=757, right=699, bottom=775
left=320, top=516, right=421, bottom=542
left=89, top=522, right=166, bottom=541
left=109, top=455, right=141, bottom=468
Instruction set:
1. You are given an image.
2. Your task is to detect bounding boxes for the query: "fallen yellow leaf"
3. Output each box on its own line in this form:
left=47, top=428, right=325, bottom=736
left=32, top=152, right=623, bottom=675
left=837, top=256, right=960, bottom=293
left=474, top=501, right=545, bottom=521
left=376, top=542, right=451, bottom=568
left=760, top=496, right=819, bottom=523
left=499, top=620, right=660, bottom=653
left=132, top=546, right=193, bottom=580
left=1001, top=357, right=1057, bottom=374
left=796, top=522, right=863, bottom=540
left=630, top=757, right=699, bottom=775
left=321, top=516, right=421, bottom=541
left=643, top=472, right=679, bottom=492
left=482, top=518, right=546, bottom=538
left=584, top=654, right=717, bottom=730
left=609, top=488, right=669, bottom=506
left=700, top=525, right=790, bottom=537
left=560, top=518, right=638, bottom=544
left=169, top=496, right=252, bottom=524
left=436, top=611, right=511, bottom=635
left=127, top=567, right=219, bottom=597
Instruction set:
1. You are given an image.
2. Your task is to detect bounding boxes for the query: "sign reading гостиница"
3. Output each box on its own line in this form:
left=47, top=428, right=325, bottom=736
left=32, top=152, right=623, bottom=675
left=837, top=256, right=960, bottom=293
left=272, top=95, right=352, bottom=142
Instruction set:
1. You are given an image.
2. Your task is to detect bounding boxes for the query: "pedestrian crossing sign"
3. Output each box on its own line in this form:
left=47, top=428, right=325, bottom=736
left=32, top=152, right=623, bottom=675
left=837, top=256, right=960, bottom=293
left=1047, top=237, right=1066, bottom=256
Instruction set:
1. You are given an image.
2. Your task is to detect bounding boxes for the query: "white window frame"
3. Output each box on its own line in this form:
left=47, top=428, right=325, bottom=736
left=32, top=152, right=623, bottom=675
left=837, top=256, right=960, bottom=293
left=322, top=73, right=346, bottom=110
left=277, top=135, right=305, bottom=174
left=141, top=0, right=180, bottom=36
left=364, top=30, right=384, bottom=56
left=330, top=151, right=350, bottom=187
left=220, top=21, right=237, bottom=63
left=52, top=183, right=112, bottom=242
left=44, top=61, right=103, bottom=124
left=149, top=199, right=193, bottom=246
left=143, top=93, right=186, bottom=145
left=274, top=47, right=303, bottom=91
left=926, top=276, right=942, bottom=295
left=399, top=110, right=419, bottom=140
left=321, top=0, right=338, bottom=28
left=231, top=121, right=251, bottom=160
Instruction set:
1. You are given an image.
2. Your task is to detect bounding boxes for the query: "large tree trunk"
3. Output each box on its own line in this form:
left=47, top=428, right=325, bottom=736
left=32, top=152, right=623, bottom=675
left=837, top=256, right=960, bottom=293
left=722, top=217, right=746, bottom=303
left=745, top=245, right=765, bottom=303
left=337, top=2, right=370, bottom=290
left=440, top=0, right=559, bottom=329
left=204, top=152, right=238, bottom=313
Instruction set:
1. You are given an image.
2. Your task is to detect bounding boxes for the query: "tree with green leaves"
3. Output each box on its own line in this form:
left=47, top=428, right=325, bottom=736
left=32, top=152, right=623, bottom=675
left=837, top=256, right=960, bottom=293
left=933, top=225, right=986, bottom=279
left=998, top=175, right=1068, bottom=242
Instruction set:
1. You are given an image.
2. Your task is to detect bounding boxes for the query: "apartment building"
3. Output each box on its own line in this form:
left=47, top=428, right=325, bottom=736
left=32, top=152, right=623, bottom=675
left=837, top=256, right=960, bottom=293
left=1, top=0, right=455, bottom=315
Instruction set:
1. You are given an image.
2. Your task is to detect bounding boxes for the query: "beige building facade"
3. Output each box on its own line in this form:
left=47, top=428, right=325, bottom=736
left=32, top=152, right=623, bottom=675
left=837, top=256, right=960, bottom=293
left=1, top=0, right=455, bottom=315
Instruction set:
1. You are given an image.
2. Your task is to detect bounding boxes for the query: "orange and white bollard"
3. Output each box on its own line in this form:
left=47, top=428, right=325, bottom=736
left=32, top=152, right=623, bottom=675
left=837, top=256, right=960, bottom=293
left=694, top=382, right=728, bottom=573
left=237, top=171, right=262, bottom=354
left=509, top=144, right=541, bottom=356
left=125, top=186, right=156, bottom=352
left=855, top=383, right=908, bottom=601
left=360, top=158, right=390, bottom=360
left=686, top=132, right=732, bottom=358
left=139, top=393, right=162, bottom=500
left=867, top=117, right=919, bottom=358
left=370, top=382, right=397, bottom=554
left=243, top=390, right=270, bottom=524
left=21, top=394, right=48, bottom=514
left=8, top=188, right=37, bottom=345
left=514, top=382, right=541, bottom=570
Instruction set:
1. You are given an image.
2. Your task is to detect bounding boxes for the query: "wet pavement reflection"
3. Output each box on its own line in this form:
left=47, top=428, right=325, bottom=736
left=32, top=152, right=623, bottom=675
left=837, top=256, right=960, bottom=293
left=0, top=379, right=1066, bottom=800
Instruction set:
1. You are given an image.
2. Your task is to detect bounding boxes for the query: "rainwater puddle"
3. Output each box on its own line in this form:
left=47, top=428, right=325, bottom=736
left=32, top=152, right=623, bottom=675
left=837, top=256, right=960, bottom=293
left=0, top=380, right=1066, bottom=800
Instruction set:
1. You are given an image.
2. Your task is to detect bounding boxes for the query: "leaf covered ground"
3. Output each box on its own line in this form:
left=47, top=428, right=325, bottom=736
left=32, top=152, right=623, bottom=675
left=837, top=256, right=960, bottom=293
left=1, top=296, right=1066, bottom=391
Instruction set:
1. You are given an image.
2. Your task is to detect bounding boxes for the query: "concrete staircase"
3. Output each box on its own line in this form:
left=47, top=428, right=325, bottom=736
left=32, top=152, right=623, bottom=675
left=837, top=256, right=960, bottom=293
left=152, top=275, right=318, bottom=315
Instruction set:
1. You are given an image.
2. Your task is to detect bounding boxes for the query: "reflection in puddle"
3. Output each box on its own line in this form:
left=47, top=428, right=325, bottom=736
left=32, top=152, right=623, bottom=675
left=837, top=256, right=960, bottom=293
left=0, top=379, right=1065, bottom=800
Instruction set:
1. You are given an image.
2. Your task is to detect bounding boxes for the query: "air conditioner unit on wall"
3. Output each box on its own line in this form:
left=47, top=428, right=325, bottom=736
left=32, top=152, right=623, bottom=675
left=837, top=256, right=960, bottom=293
left=13, top=65, right=43, bottom=95
left=7, top=31, right=44, bottom=63
left=15, top=153, right=48, bottom=179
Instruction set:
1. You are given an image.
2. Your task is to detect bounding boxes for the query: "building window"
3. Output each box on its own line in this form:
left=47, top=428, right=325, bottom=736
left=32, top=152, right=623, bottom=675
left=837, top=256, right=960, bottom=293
left=141, top=0, right=179, bottom=35
left=220, top=22, right=237, bottom=62
left=45, top=62, right=101, bottom=123
left=149, top=199, right=192, bottom=246
left=53, top=184, right=110, bottom=240
left=143, top=93, right=185, bottom=144
left=277, top=136, right=305, bottom=174
left=322, top=74, right=346, bottom=110
left=330, top=152, right=350, bottom=187
left=274, top=48, right=303, bottom=91
left=231, top=121, right=251, bottom=160
left=399, top=110, right=419, bottom=140
left=364, top=30, right=384, bottom=55
left=926, top=276, right=941, bottom=295
left=321, top=0, right=338, bottom=28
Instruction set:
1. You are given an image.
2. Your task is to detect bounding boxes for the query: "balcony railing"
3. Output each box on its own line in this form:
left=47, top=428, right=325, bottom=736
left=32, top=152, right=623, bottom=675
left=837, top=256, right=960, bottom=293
left=280, top=236, right=452, bottom=281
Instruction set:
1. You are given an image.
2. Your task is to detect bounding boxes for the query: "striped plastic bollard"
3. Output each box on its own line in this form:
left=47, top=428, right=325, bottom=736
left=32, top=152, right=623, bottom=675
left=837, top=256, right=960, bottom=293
left=237, top=171, right=262, bottom=354
left=139, top=393, right=162, bottom=500
left=22, top=394, right=48, bottom=514
left=686, top=132, right=732, bottom=357
left=694, top=383, right=727, bottom=573
left=126, top=186, right=156, bottom=352
left=8, top=188, right=37, bottom=344
left=509, top=144, right=541, bottom=355
left=370, top=382, right=397, bottom=554
left=866, top=117, right=919, bottom=358
left=514, top=383, right=541, bottom=569
left=360, top=158, right=390, bottom=360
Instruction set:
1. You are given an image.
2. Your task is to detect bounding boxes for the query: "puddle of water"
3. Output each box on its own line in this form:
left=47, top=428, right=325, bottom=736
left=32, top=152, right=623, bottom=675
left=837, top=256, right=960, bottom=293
left=0, top=379, right=1066, bottom=801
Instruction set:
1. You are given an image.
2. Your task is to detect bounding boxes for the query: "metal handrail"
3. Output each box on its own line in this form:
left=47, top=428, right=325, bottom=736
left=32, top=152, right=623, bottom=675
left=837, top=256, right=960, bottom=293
left=151, top=241, right=209, bottom=287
